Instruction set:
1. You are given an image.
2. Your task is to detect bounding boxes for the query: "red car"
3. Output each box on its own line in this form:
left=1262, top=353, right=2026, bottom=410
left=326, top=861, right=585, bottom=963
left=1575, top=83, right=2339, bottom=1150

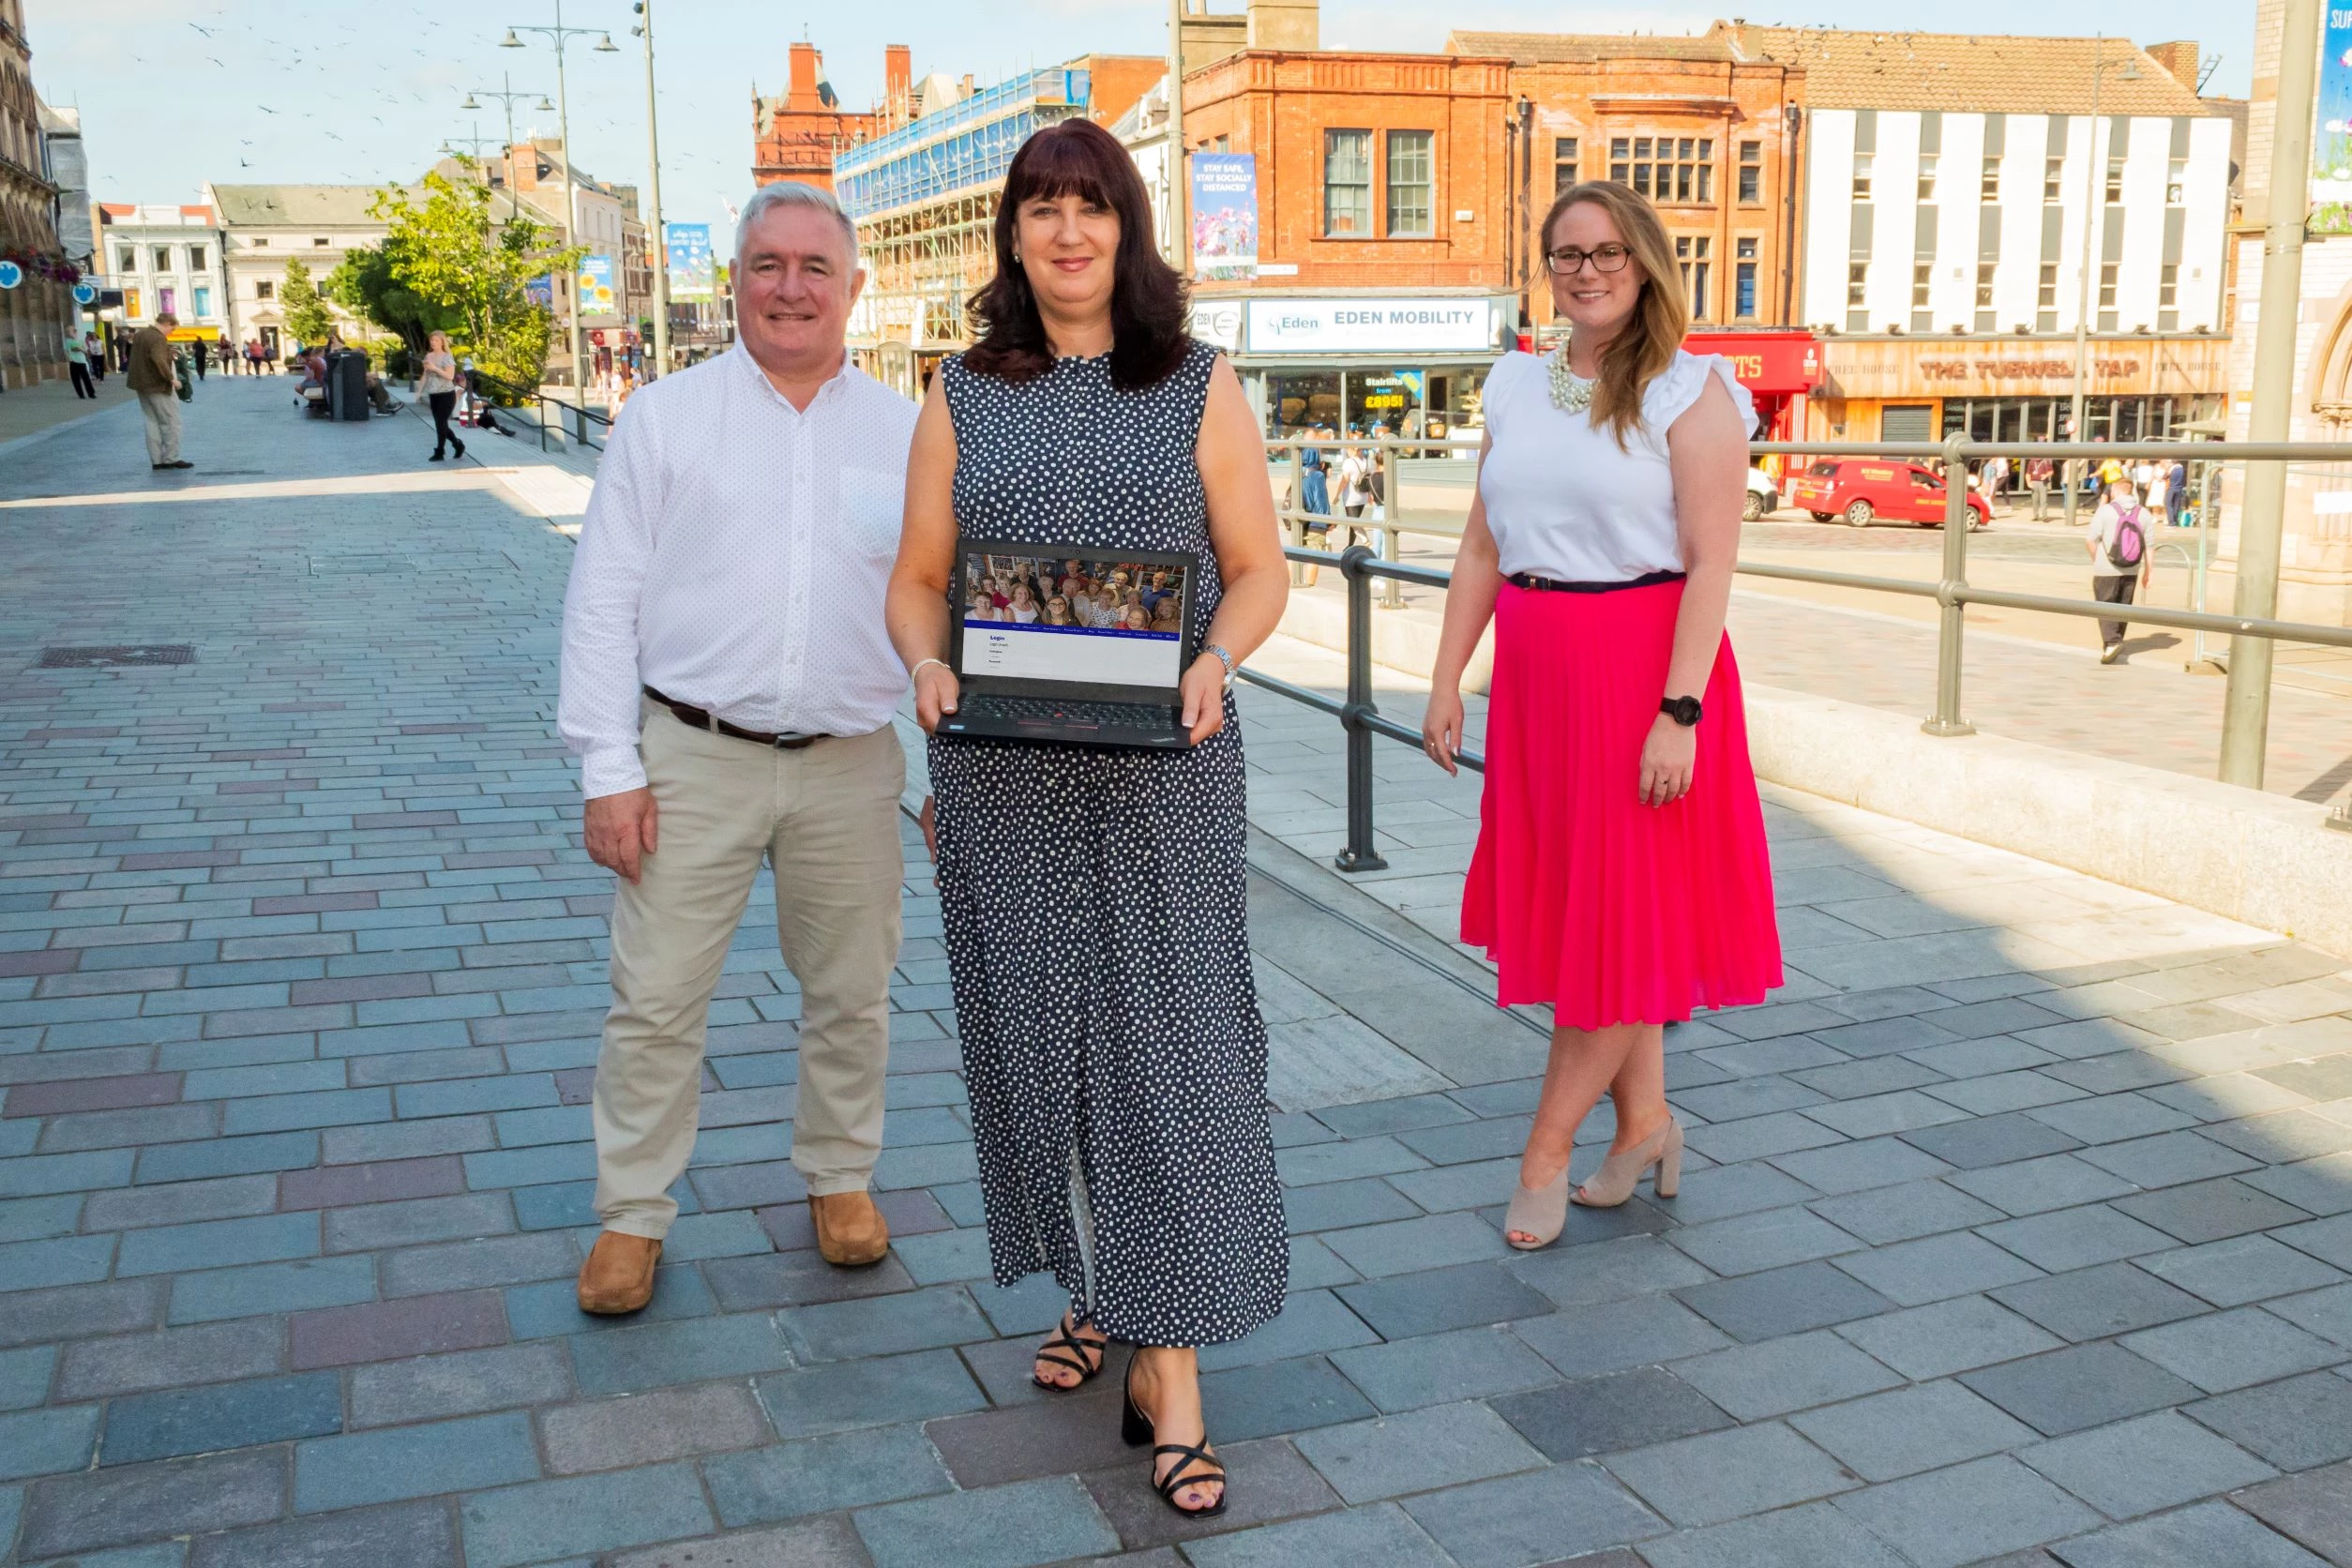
left=1787, top=460, right=1991, bottom=530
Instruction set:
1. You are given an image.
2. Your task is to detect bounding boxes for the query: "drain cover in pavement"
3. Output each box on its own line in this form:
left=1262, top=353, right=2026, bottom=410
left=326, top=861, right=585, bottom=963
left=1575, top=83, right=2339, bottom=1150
left=38, top=645, right=196, bottom=668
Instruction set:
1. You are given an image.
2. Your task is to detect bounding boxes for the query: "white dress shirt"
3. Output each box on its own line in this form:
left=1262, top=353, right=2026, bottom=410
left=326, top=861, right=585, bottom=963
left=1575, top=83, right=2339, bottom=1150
left=559, top=344, right=919, bottom=798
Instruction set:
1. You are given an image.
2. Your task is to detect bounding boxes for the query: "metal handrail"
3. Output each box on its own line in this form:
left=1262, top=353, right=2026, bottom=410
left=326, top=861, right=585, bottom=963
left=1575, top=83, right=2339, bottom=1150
left=467, top=369, right=612, bottom=454
left=1251, top=432, right=2352, bottom=871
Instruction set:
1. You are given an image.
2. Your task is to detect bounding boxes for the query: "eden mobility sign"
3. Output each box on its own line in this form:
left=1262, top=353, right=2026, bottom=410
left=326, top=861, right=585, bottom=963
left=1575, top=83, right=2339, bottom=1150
left=1244, top=298, right=1496, bottom=354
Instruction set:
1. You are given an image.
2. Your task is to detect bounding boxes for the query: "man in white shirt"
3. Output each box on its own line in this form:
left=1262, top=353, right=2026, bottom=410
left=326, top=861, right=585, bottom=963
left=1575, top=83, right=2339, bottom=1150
left=559, top=182, right=918, bottom=1314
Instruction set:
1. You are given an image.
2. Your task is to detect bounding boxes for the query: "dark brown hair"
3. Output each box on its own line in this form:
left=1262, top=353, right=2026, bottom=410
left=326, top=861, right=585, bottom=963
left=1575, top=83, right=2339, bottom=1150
left=963, top=117, right=1190, bottom=391
left=1539, top=181, right=1689, bottom=447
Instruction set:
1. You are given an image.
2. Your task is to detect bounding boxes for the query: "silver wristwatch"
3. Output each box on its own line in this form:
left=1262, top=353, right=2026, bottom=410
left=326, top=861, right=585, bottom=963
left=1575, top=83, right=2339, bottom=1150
left=1205, top=643, right=1237, bottom=689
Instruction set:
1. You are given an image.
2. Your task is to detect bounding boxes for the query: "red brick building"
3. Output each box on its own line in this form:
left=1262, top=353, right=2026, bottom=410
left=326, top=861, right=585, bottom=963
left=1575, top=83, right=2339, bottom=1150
left=752, top=42, right=902, bottom=190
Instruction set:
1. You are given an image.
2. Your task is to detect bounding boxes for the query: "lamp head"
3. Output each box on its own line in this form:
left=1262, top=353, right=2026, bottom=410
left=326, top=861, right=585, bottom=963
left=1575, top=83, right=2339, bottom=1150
left=595, top=32, right=619, bottom=52
left=460, top=93, right=481, bottom=109
left=499, top=29, right=523, bottom=48
left=535, top=96, right=556, bottom=111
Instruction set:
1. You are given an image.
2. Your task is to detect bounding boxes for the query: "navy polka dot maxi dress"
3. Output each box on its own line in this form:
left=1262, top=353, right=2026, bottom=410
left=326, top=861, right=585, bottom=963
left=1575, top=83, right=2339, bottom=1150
left=929, top=340, right=1288, bottom=1349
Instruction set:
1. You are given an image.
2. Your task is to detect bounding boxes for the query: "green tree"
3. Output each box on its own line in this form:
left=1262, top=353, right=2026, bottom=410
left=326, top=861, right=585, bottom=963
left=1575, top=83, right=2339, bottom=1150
left=280, top=258, right=336, bottom=348
left=354, top=164, right=582, bottom=393
left=324, top=245, right=455, bottom=357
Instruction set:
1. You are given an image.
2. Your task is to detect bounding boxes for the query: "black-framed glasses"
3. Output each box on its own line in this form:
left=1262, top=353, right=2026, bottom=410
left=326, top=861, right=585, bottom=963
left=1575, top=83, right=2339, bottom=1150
left=1546, top=244, right=1633, bottom=276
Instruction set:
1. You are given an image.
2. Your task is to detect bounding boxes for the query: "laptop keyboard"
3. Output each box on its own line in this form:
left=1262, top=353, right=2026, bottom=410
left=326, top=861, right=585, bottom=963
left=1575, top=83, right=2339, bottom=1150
left=963, top=695, right=1174, bottom=731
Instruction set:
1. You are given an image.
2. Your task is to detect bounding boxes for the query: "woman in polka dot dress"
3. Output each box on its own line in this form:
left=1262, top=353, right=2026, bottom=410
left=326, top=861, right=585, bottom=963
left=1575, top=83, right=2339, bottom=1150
left=885, top=118, right=1292, bottom=1519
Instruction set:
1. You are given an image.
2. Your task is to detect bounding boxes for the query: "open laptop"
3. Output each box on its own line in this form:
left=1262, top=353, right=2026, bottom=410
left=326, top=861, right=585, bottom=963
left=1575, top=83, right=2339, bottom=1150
left=938, top=539, right=1199, bottom=749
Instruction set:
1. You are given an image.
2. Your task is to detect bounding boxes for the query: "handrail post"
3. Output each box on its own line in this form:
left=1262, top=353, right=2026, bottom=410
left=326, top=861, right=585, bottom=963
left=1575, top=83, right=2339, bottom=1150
left=1922, top=431, right=1977, bottom=737
left=1288, top=443, right=1307, bottom=589
left=1334, top=544, right=1389, bottom=873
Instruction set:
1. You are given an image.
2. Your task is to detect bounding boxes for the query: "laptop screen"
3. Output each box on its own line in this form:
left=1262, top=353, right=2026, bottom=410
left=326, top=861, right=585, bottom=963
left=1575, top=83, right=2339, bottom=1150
left=957, top=549, right=1189, bottom=691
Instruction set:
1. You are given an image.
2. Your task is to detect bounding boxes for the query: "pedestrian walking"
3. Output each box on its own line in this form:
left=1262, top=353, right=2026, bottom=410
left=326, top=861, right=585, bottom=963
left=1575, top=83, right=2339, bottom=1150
left=1421, top=177, right=1783, bottom=1250
left=190, top=335, right=208, bottom=381
left=83, top=331, right=106, bottom=384
left=216, top=332, right=233, bottom=374
left=65, top=331, right=96, bottom=399
left=1334, top=444, right=1370, bottom=549
left=2165, top=456, right=2190, bottom=526
left=2132, top=455, right=2159, bottom=505
left=1981, top=455, right=2009, bottom=515
left=2026, top=455, right=2055, bottom=521
left=558, top=180, right=916, bottom=1318
left=128, top=311, right=190, bottom=470
left=888, top=117, right=1291, bottom=1522
left=419, top=331, right=465, bottom=462
left=2088, top=476, right=2153, bottom=664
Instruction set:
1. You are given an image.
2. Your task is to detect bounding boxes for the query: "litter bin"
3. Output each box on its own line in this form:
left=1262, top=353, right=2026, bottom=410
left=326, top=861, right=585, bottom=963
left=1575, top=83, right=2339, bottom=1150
left=329, top=351, right=369, bottom=422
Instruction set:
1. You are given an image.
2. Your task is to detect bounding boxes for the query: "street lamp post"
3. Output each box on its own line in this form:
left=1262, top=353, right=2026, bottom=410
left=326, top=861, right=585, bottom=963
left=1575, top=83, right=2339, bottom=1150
left=631, top=0, right=671, bottom=380
left=2065, top=40, right=2142, bottom=527
left=1166, top=0, right=1186, bottom=273
left=503, top=6, right=618, bottom=411
left=460, top=74, right=554, bottom=174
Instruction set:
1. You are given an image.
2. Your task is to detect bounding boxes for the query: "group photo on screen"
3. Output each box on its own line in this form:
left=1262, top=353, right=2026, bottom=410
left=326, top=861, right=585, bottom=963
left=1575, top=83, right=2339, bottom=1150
left=962, top=553, right=1185, bottom=637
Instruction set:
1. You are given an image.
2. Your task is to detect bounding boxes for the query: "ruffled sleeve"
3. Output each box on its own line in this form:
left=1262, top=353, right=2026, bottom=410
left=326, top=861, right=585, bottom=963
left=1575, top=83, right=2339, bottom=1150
left=1644, top=351, right=1756, bottom=437
left=1483, top=350, right=1534, bottom=443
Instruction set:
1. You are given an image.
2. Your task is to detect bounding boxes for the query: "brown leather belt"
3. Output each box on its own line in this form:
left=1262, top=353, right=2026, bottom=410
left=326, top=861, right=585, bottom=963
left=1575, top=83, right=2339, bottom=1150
left=644, top=686, right=824, bottom=749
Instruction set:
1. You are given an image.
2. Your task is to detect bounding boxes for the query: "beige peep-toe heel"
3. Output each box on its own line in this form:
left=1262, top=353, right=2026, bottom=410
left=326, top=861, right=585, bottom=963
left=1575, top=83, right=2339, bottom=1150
left=1503, top=1165, right=1570, bottom=1250
left=1570, top=1117, right=1683, bottom=1208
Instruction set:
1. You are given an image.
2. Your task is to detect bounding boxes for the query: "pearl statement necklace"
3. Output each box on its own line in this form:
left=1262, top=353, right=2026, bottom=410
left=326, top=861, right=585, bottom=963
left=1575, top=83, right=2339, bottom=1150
left=1547, top=346, right=1597, bottom=415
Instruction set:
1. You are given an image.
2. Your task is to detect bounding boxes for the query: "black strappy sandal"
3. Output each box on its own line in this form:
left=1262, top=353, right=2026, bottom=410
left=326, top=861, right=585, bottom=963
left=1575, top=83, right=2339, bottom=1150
left=1031, top=1310, right=1108, bottom=1392
left=1122, top=1360, right=1229, bottom=1518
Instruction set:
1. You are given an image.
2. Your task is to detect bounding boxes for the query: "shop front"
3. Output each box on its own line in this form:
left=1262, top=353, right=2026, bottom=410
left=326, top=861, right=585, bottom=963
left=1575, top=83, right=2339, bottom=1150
left=1685, top=328, right=1820, bottom=483
left=1202, top=292, right=1515, bottom=454
left=1805, top=336, right=2228, bottom=450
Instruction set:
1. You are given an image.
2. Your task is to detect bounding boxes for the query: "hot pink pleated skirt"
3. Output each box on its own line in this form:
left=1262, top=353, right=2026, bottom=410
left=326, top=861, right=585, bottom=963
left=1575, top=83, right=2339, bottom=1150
left=1462, top=579, right=1783, bottom=1028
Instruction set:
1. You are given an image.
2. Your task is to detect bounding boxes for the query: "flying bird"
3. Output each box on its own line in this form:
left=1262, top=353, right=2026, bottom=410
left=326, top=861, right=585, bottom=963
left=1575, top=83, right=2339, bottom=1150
left=189, top=21, right=215, bottom=35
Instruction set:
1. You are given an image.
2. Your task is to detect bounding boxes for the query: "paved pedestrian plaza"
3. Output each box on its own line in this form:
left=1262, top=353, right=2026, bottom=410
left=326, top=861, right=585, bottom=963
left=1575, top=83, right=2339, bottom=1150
left=2, top=379, right=2351, bottom=1566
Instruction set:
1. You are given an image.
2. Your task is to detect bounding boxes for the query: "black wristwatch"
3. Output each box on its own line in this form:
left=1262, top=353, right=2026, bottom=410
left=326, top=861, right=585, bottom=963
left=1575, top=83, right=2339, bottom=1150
left=1660, top=695, right=1703, bottom=728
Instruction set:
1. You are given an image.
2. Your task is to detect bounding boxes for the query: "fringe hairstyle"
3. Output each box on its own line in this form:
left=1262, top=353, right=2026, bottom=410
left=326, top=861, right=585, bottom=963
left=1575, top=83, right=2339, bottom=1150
left=1539, top=181, right=1689, bottom=447
left=963, top=118, right=1191, bottom=392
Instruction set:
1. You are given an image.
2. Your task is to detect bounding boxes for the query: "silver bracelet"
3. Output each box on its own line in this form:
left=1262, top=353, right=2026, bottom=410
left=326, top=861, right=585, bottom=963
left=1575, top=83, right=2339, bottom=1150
left=910, top=657, right=951, bottom=686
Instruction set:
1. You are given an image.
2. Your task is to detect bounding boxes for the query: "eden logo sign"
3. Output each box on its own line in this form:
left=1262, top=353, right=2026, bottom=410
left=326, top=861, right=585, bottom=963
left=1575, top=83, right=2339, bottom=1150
left=1246, top=297, right=1497, bottom=354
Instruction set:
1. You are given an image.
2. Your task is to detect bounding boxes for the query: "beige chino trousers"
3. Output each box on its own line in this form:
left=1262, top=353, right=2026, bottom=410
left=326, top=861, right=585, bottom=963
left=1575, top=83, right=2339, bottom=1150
left=592, top=703, right=905, bottom=1239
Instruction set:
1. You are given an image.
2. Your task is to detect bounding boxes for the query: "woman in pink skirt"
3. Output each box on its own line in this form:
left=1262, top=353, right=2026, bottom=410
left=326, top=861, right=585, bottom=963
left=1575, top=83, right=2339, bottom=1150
left=1422, top=180, right=1782, bottom=1249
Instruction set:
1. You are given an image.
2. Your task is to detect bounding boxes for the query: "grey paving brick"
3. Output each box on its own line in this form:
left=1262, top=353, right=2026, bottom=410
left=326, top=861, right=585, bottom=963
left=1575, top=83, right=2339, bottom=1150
left=1832, top=1229, right=2046, bottom=1306
left=2232, top=1460, right=2352, bottom=1566
left=2186, top=1371, right=2352, bottom=1469
left=0, top=1277, right=165, bottom=1349
left=776, top=1285, right=992, bottom=1364
left=1078, top=1435, right=1341, bottom=1554
left=1675, top=1260, right=1896, bottom=1343
left=100, top=1372, right=340, bottom=1467
left=538, top=1380, right=769, bottom=1474
left=186, top=1499, right=461, bottom=1568
left=55, top=1318, right=283, bottom=1400
left=165, top=1253, right=378, bottom=1325
left=2121, top=1305, right=2344, bottom=1394
left=114, top=1211, right=320, bottom=1276
left=704, top=1423, right=952, bottom=1525
left=1489, top=1366, right=1734, bottom=1460
left=1980, top=1203, right=2178, bottom=1273
left=1769, top=1135, right=1954, bottom=1195
left=322, top=1190, right=512, bottom=1252
left=1319, top=1211, right=1511, bottom=1277
left=605, top=1517, right=868, bottom=1568
left=1901, top=1112, right=2084, bottom=1169
left=1176, top=1499, right=1458, bottom=1567
left=134, top=1130, right=317, bottom=1184
left=852, top=1474, right=1122, bottom=1568
left=569, top=1310, right=792, bottom=1395
left=1202, top=1351, right=1379, bottom=1441
left=2281, top=1214, right=2352, bottom=1272
left=81, top=1173, right=278, bottom=1231
left=0, top=1403, right=99, bottom=1482
left=1636, top=1500, right=1909, bottom=1568
left=2019, top=1409, right=2276, bottom=1518
left=924, top=1386, right=1137, bottom=1489
left=1507, top=1234, right=1714, bottom=1308
left=506, top=1264, right=717, bottom=1339
left=1961, top=1342, right=2203, bottom=1436
left=2140, top=1234, right=2347, bottom=1308
left=753, top=1347, right=988, bottom=1439
left=1805, top=1178, right=2007, bottom=1248
left=348, top=1341, right=573, bottom=1427
left=1831, top=1455, right=2100, bottom=1568
left=1601, top=1419, right=1858, bottom=1528
left=1947, top=1153, right=2141, bottom=1217
left=1651, top=1160, right=1817, bottom=1224
left=2244, top=1153, right=2352, bottom=1217
left=19, top=1449, right=285, bottom=1559
left=1787, top=1378, right=2034, bottom=1483
left=1990, top=1260, right=2209, bottom=1341
left=0, top=1344, right=54, bottom=1410
left=1280, top=1177, right=1423, bottom=1235
left=2046, top=1498, right=2333, bottom=1568
left=1327, top=1324, right=1558, bottom=1414
left=1291, top=1398, right=1545, bottom=1503
left=457, top=1461, right=716, bottom=1568
left=1668, top=1205, right=1863, bottom=1276
left=2269, top=1280, right=2352, bottom=1350
left=1334, top=1263, right=1553, bottom=1341
left=289, top=1289, right=507, bottom=1369
left=1673, top=1330, right=1905, bottom=1421
left=1681, top=1109, right=1847, bottom=1166
left=0, top=1231, right=115, bottom=1289
left=1400, top=1460, right=1668, bottom=1568
left=294, top=1409, right=538, bottom=1512
left=2112, top=1176, right=2314, bottom=1245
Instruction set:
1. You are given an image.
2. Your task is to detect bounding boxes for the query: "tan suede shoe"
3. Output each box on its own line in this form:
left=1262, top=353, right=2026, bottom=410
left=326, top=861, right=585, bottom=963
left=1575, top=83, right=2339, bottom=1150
left=576, top=1231, right=662, bottom=1315
left=809, top=1190, right=890, bottom=1267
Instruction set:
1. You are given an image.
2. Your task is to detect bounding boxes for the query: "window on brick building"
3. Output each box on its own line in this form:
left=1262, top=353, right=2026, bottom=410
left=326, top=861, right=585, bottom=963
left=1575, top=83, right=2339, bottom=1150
left=1608, top=136, right=1712, bottom=203
left=1735, top=236, right=1758, bottom=318
left=1324, top=129, right=1371, bottom=236
left=1851, top=154, right=1874, bottom=202
left=1554, top=137, right=1580, bottom=197
left=1738, top=142, right=1761, bottom=203
left=1676, top=234, right=1711, bottom=319
left=1387, top=130, right=1434, bottom=236
left=255, top=279, right=274, bottom=299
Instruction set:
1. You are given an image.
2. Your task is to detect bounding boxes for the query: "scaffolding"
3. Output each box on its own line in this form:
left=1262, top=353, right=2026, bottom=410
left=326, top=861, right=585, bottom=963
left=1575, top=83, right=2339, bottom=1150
left=836, top=67, right=1093, bottom=391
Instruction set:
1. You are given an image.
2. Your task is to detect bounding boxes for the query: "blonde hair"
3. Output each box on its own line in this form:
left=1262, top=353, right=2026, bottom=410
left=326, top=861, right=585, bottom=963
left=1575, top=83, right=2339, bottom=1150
left=1540, top=181, right=1688, bottom=447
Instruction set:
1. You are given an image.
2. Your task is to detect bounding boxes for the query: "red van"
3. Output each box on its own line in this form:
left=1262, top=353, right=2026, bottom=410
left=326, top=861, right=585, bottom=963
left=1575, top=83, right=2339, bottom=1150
left=1786, top=460, right=1991, bottom=529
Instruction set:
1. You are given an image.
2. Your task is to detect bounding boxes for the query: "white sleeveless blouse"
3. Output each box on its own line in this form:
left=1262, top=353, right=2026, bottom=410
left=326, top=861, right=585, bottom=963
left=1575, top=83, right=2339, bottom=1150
left=1478, top=348, right=1756, bottom=582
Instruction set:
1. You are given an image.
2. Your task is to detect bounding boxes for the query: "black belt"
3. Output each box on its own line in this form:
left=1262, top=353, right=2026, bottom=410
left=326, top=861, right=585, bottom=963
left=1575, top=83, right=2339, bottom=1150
left=644, top=686, right=825, bottom=749
left=1505, top=569, right=1686, bottom=594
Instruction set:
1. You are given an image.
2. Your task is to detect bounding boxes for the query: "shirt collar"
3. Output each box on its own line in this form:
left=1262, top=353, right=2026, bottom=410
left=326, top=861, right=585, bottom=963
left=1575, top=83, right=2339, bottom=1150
left=733, top=340, right=858, bottom=413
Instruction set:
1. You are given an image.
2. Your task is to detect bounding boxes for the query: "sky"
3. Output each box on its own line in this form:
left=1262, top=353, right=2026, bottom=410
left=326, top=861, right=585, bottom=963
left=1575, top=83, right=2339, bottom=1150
left=39, top=0, right=2256, bottom=261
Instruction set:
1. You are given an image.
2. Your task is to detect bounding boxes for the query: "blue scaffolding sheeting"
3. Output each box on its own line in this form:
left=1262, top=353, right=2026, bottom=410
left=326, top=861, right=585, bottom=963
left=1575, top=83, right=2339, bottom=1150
left=837, top=68, right=1093, bottom=219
